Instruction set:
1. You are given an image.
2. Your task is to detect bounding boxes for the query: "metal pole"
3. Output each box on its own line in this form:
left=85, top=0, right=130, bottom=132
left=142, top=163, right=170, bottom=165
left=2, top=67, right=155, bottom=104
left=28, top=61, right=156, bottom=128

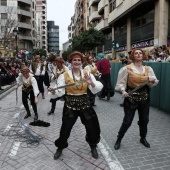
left=16, top=34, right=18, bottom=58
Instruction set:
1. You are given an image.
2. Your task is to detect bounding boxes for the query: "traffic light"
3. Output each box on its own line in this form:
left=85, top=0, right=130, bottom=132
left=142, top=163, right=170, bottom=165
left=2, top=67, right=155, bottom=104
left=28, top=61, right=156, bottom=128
left=112, top=40, right=119, bottom=49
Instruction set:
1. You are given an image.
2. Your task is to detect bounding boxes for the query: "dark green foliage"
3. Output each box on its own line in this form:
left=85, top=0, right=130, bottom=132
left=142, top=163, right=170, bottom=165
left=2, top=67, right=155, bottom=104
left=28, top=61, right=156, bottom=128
left=72, top=28, right=105, bottom=53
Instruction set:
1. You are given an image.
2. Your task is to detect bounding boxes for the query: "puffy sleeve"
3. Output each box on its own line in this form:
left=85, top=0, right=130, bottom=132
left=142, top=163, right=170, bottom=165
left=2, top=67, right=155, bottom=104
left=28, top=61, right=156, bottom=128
left=48, top=74, right=66, bottom=99
left=88, top=73, right=103, bottom=94
left=148, top=66, right=159, bottom=87
left=31, top=77, right=40, bottom=96
left=84, top=65, right=91, bottom=73
left=16, top=73, right=22, bottom=85
left=115, top=66, right=128, bottom=92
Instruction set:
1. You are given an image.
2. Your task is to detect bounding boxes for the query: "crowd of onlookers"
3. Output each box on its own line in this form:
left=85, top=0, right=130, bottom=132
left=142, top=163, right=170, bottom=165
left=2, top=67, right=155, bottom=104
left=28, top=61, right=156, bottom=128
left=0, top=54, right=31, bottom=90
left=0, top=45, right=170, bottom=91
left=119, top=45, right=170, bottom=65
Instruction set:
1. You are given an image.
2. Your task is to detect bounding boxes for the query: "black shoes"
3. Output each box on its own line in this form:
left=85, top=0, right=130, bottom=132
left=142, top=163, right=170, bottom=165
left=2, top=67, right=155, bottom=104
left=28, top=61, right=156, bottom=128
left=24, top=113, right=31, bottom=119
left=54, top=148, right=62, bottom=160
left=107, top=93, right=110, bottom=101
left=34, top=114, right=38, bottom=121
left=120, top=103, right=124, bottom=107
left=91, top=147, right=98, bottom=159
left=114, top=138, right=122, bottom=150
left=47, top=110, right=54, bottom=115
left=140, top=138, right=150, bottom=148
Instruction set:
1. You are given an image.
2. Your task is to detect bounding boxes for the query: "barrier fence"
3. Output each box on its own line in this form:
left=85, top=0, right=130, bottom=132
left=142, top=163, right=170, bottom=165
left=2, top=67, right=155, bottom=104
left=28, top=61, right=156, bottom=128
left=110, top=62, right=170, bottom=114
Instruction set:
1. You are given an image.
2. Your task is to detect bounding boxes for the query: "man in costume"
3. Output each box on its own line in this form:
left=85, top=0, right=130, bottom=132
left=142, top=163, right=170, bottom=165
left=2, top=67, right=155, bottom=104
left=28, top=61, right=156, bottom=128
left=16, top=67, right=39, bottom=121
left=47, top=56, right=69, bottom=115
left=29, top=55, right=45, bottom=99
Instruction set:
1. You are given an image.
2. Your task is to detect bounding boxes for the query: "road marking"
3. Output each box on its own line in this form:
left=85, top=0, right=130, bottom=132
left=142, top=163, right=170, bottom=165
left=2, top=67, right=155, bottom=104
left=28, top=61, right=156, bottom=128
left=13, top=113, right=20, bottom=119
left=4, top=124, right=13, bottom=132
left=20, top=105, right=24, bottom=109
left=9, top=142, right=21, bottom=156
left=98, top=136, right=124, bottom=170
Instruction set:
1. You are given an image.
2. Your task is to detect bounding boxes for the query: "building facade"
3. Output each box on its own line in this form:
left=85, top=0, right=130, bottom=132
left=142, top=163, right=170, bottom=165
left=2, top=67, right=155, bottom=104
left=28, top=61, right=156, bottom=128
left=89, top=0, right=170, bottom=58
left=0, top=0, right=37, bottom=55
left=36, top=0, right=47, bottom=52
left=47, top=21, right=59, bottom=53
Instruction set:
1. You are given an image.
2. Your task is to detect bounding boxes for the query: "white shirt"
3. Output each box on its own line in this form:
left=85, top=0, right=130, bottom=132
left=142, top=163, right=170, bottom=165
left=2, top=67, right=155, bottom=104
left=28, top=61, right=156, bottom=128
left=16, top=73, right=39, bottom=96
left=49, top=69, right=103, bottom=99
left=29, top=62, right=45, bottom=75
left=115, top=63, right=159, bottom=92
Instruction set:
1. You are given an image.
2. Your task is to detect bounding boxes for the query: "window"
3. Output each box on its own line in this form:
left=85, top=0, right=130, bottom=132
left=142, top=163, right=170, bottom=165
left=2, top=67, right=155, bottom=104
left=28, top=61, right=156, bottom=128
left=109, top=0, right=116, bottom=13
left=1, top=0, right=7, bottom=6
left=1, top=13, right=7, bottom=19
left=1, top=26, right=6, bottom=33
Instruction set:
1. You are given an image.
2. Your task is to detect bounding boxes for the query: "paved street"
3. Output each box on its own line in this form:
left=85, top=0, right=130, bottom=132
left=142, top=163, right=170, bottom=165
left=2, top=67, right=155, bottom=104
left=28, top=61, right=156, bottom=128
left=0, top=85, right=170, bottom=170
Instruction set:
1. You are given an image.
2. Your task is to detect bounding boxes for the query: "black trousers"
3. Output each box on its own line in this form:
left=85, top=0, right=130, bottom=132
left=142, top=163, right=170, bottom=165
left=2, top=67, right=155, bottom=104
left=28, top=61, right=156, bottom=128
left=49, top=97, right=61, bottom=112
left=87, top=88, right=96, bottom=106
left=118, top=98, right=150, bottom=139
left=22, top=89, right=37, bottom=114
left=34, top=76, right=44, bottom=93
left=55, top=105, right=101, bottom=149
left=98, top=73, right=112, bottom=98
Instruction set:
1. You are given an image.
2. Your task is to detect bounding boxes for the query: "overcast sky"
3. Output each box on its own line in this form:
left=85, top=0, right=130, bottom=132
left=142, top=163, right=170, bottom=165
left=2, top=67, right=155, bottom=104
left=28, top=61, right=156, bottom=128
left=47, top=0, right=76, bottom=49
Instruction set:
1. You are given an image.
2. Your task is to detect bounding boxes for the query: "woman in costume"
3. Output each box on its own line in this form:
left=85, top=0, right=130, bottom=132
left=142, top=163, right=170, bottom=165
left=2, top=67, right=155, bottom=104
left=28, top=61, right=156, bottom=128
left=114, top=48, right=159, bottom=150
left=16, top=67, right=39, bottom=121
left=84, top=54, right=101, bottom=106
left=48, top=51, right=103, bottom=159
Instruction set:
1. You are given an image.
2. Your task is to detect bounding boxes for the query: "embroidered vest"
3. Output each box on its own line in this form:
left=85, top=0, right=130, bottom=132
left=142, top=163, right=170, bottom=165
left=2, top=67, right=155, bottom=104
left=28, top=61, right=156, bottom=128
left=88, top=64, right=97, bottom=75
left=31, top=62, right=44, bottom=74
left=21, top=73, right=33, bottom=88
left=63, top=70, right=88, bottom=95
left=127, top=65, right=149, bottom=88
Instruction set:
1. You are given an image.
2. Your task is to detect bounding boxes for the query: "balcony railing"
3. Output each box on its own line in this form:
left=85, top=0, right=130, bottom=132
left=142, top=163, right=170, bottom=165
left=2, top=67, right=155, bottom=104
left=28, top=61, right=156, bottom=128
left=89, top=11, right=101, bottom=22
left=19, top=34, right=32, bottom=41
left=18, top=22, right=32, bottom=29
left=95, top=18, right=109, bottom=31
left=98, top=0, right=105, bottom=15
left=18, top=9, right=31, bottom=17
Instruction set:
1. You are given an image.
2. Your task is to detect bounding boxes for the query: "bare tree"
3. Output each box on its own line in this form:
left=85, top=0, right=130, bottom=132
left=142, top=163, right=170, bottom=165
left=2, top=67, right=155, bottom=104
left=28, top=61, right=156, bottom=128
left=0, top=0, right=18, bottom=49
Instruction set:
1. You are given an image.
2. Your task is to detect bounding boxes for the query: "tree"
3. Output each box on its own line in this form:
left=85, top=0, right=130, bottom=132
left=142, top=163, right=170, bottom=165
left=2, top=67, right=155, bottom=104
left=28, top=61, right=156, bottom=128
left=72, top=28, right=105, bottom=53
left=34, top=49, right=47, bottom=57
left=62, top=47, right=72, bottom=61
left=0, top=1, right=18, bottom=49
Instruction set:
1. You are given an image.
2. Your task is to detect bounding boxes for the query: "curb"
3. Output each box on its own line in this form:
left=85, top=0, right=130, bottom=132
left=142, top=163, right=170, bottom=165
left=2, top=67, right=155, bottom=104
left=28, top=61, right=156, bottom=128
left=0, top=84, right=16, bottom=100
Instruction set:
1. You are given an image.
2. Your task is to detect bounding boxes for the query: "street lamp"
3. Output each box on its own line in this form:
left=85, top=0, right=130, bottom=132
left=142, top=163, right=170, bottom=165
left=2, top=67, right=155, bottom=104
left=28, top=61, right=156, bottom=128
left=13, top=27, right=18, bottom=58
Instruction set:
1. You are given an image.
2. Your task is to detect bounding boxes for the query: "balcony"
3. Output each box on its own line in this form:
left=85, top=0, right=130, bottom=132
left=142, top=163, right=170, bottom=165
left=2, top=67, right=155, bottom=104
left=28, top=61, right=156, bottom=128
left=18, top=9, right=31, bottom=17
left=18, top=22, right=32, bottom=29
left=89, top=11, right=101, bottom=22
left=19, top=34, right=32, bottom=41
left=108, top=0, right=141, bottom=24
left=89, top=0, right=100, bottom=7
left=95, top=18, right=109, bottom=31
left=18, top=0, right=31, bottom=5
left=98, top=0, right=105, bottom=15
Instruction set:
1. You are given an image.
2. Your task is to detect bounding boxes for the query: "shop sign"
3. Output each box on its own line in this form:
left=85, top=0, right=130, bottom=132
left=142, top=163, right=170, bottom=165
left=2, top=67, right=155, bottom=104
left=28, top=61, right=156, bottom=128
left=104, top=49, right=112, bottom=54
left=132, top=39, right=154, bottom=49
left=115, top=46, right=127, bottom=52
